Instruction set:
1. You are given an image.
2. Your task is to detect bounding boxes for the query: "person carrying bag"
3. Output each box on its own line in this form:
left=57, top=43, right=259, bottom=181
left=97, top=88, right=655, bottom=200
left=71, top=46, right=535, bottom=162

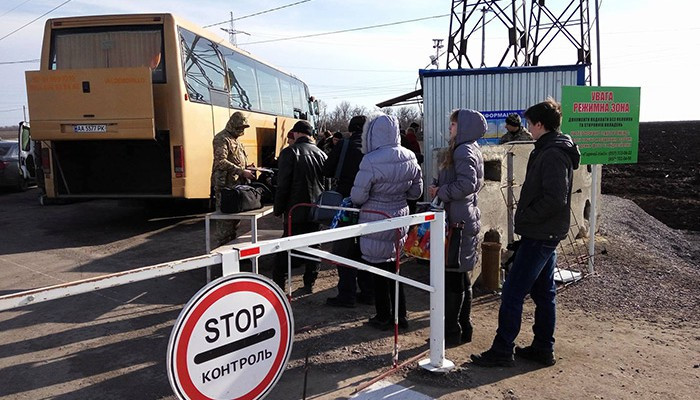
left=428, top=109, right=486, bottom=347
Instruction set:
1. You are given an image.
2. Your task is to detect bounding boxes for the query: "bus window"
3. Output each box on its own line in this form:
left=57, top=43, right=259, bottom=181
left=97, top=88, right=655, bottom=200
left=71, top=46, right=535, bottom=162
left=50, top=26, right=165, bottom=82
left=225, top=53, right=260, bottom=110
left=179, top=28, right=227, bottom=105
left=290, top=80, right=309, bottom=116
left=279, top=79, right=294, bottom=117
left=256, top=68, right=282, bottom=115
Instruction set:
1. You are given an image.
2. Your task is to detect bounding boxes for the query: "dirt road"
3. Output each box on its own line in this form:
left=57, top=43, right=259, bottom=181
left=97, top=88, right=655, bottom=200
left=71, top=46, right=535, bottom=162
left=0, top=188, right=698, bottom=399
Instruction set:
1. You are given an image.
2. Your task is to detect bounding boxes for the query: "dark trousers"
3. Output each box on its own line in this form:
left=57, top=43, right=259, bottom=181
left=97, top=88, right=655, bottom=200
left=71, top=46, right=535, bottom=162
left=372, top=260, right=406, bottom=320
left=491, top=238, right=558, bottom=354
left=334, top=237, right=374, bottom=303
left=272, top=221, right=321, bottom=289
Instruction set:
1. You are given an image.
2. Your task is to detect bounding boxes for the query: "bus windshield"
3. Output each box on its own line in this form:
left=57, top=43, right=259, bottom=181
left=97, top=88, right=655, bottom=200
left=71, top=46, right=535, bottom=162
left=50, top=25, right=165, bottom=82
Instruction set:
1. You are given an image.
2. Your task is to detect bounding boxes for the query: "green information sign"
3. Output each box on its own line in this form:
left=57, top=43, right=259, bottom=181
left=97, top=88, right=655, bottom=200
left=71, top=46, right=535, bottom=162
left=561, top=86, right=641, bottom=165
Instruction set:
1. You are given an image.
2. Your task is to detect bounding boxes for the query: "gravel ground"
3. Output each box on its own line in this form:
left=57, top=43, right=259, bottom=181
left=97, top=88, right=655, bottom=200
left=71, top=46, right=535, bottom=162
left=558, top=194, right=699, bottom=327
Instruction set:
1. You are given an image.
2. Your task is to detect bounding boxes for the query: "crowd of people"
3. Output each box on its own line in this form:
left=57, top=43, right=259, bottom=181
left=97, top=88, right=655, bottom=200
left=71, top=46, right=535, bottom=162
left=210, top=98, right=580, bottom=368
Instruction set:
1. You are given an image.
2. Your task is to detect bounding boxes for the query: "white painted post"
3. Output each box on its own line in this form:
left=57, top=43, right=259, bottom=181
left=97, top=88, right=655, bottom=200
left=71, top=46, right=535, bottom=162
left=221, top=249, right=240, bottom=276
left=588, top=165, right=598, bottom=274
left=419, top=209, right=455, bottom=372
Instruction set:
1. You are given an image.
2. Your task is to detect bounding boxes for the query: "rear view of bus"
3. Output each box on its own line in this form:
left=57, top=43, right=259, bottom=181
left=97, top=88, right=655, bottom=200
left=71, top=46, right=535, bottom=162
left=27, top=13, right=317, bottom=201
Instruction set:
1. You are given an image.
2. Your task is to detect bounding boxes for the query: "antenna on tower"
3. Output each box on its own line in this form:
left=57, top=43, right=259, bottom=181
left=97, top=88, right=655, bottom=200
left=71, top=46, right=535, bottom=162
left=220, top=11, right=250, bottom=46
left=431, top=39, right=444, bottom=68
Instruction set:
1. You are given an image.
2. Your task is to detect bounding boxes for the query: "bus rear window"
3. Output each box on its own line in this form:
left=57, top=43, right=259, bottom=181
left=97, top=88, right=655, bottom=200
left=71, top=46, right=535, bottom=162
left=50, top=26, right=165, bottom=83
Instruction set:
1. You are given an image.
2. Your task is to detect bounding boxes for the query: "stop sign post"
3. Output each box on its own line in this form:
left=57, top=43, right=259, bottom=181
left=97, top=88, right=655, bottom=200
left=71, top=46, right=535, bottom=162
left=167, top=273, right=294, bottom=400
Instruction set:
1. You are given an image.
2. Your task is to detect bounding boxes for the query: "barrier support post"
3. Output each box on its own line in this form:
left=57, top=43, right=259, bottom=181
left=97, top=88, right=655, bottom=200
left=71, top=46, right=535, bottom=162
left=419, top=210, right=455, bottom=372
left=221, top=248, right=241, bottom=276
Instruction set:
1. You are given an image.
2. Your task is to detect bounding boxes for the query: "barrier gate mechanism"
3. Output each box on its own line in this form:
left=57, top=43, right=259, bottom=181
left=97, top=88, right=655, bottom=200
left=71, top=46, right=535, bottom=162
left=0, top=209, right=454, bottom=396
left=222, top=210, right=454, bottom=373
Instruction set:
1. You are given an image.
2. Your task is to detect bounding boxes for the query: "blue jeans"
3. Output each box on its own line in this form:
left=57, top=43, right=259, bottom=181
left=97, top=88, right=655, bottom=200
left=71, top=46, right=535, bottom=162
left=492, top=237, right=558, bottom=354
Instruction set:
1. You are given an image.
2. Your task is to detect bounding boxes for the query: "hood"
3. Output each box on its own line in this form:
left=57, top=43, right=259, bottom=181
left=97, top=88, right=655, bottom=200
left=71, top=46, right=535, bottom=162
left=456, top=109, right=487, bottom=144
left=362, top=114, right=400, bottom=153
left=539, top=131, right=581, bottom=170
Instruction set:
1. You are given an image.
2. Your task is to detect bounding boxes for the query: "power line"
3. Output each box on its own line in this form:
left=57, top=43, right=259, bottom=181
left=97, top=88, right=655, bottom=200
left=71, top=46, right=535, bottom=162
left=243, top=14, right=450, bottom=45
left=203, top=0, right=312, bottom=28
left=0, top=0, right=34, bottom=18
left=0, top=58, right=39, bottom=65
left=0, top=0, right=72, bottom=43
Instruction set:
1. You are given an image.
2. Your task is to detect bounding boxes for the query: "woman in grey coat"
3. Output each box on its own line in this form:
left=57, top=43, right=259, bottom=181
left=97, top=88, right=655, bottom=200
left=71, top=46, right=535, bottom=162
left=351, top=114, right=423, bottom=330
left=429, top=108, right=485, bottom=346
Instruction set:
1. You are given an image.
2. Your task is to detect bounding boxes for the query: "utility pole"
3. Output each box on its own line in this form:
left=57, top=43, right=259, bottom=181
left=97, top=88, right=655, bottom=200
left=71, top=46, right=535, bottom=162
left=431, top=39, right=444, bottom=68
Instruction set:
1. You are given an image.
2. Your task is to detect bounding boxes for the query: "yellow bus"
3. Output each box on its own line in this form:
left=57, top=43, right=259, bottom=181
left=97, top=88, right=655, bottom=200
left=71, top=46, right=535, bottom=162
left=26, top=13, right=318, bottom=201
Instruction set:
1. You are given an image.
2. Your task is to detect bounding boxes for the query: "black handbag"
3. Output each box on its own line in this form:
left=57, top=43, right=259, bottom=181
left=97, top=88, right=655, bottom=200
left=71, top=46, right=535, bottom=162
left=311, top=138, right=350, bottom=225
left=220, top=185, right=263, bottom=213
left=445, top=221, right=464, bottom=269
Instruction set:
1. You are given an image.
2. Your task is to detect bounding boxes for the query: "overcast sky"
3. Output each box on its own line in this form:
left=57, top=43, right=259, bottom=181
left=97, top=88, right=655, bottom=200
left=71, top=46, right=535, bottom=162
left=0, top=0, right=698, bottom=127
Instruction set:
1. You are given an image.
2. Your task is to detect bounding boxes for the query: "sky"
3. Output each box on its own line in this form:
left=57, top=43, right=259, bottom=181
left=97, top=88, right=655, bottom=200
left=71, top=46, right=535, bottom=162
left=0, top=0, right=698, bottom=127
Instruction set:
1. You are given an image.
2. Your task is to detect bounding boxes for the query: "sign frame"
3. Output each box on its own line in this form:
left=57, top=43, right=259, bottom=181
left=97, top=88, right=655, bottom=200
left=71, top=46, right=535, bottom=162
left=561, top=86, right=641, bottom=165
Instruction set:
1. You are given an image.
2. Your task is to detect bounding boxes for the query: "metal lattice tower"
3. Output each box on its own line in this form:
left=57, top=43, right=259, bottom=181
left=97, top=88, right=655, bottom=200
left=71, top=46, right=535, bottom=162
left=447, top=0, right=593, bottom=83
left=447, top=0, right=527, bottom=69
left=526, top=0, right=592, bottom=83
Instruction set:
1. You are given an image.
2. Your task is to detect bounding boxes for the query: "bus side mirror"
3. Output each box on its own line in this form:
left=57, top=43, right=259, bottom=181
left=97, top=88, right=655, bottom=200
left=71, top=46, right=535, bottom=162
left=312, top=99, right=320, bottom=116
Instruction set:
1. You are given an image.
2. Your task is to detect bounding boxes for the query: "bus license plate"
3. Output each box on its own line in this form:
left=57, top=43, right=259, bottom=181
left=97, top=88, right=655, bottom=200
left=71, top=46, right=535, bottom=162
left=74, top=124, right=107, bottom=133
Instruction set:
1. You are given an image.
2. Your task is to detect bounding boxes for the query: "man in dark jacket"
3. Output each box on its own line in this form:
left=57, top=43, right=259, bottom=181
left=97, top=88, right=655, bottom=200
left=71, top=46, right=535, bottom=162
left=272, top=120, right=327, bottom=294
left=322, top=115, right=374, bottom=308
left=472, top=98, right=580, bottom=368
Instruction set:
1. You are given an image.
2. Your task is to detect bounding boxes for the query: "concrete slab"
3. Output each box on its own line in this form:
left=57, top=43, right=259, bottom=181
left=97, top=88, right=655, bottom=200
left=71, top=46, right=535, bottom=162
left=351, top=381, right=434, bottom=400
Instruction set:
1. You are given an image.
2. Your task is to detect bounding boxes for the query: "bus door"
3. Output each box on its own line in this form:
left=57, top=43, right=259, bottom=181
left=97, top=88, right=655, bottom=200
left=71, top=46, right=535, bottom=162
left=25, top=67, right=162, bottom=197
left=275, top=116, right=300, bottom=158
left=26, top=67, right=155, bottom=141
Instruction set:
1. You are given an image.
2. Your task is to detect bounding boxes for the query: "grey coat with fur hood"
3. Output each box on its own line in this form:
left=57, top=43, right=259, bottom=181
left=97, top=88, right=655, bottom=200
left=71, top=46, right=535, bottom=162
left=436, top=109, right=485, bottom=272
left=351, top=115, right=423, bottom=263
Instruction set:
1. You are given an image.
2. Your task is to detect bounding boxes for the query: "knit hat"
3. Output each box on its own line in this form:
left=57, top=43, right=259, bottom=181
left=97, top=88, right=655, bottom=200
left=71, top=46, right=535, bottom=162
left=505, top=113, right=521, bottom=127
left=333, top=131, right=343, bottom=139
left=291, top=120, right=313, bottom=135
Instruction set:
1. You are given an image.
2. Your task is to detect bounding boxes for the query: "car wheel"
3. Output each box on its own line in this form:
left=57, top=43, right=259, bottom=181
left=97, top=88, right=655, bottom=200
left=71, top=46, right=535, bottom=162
left=17, top=177, right=28, bottom=192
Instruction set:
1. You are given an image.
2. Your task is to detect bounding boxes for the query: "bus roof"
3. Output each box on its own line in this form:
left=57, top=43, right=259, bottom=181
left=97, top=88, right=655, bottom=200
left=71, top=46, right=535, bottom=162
left=45, top=13, right=304, bottom=85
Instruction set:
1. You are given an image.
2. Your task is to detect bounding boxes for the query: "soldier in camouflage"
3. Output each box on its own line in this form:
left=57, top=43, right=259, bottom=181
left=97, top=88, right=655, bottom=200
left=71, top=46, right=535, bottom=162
left=211, top=111, right=256, bottom=246
left=499, top=113, right=533, bottom=144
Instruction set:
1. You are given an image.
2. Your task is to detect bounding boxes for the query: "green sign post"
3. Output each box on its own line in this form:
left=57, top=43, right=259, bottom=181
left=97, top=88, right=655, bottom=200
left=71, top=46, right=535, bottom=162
left=561, top=86, right=641, bottom=165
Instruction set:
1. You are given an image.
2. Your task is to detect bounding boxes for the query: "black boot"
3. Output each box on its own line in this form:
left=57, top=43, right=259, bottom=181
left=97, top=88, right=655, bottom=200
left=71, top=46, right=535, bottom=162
left=445, top=291, right=464, bottom=347
left=459, top=286, right=473, bottom=343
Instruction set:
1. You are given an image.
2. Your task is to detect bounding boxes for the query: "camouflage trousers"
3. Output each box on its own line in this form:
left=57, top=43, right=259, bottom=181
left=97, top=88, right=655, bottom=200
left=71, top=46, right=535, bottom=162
left=213, top=190, right=241, bottom=248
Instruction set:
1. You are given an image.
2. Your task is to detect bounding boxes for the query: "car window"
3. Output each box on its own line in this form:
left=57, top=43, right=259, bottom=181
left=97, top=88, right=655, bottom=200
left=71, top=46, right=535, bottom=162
left=0, top=142, right=18, bottom=157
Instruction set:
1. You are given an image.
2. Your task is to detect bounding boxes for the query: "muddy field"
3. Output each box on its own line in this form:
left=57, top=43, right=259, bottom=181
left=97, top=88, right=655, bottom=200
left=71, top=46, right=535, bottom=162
left=602, top=121, right=700, bottom=232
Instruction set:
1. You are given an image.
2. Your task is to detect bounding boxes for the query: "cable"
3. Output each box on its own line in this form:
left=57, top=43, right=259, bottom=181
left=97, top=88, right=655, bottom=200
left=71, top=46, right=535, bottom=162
left=203, top=0, right=312, bottom=28
left=0, top=58, right=39, bottom=65
left=0, top=107, right=23, bottom=113
left=243, top=14, right=450, bottom=45
left=0, top=0, right=72, bottom=43
left=0, top=0, right=33, bottom=18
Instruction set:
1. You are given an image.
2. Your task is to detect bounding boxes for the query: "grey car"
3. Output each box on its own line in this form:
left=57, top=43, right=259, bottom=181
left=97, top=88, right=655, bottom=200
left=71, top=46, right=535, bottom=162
left=0, top=140, right=32, bottom=190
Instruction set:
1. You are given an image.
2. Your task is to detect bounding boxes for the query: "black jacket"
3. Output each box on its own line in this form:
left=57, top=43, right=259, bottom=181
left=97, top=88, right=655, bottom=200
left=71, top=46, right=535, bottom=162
left=274, top=136, right=327, bottom=223
left=322, top=131, right=364, bottom=197
left=514, top=131, right=581, bottom=241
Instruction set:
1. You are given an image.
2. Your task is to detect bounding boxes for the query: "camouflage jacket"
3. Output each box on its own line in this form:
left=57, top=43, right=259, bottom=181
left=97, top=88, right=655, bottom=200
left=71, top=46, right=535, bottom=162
left=499, top=126, right=533, bottom=144
left=211, top=130, right=248, bottom=190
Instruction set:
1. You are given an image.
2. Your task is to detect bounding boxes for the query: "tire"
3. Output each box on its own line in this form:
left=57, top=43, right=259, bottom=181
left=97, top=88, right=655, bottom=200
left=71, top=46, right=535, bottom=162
left=17, top=177, right=28, bottom=192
